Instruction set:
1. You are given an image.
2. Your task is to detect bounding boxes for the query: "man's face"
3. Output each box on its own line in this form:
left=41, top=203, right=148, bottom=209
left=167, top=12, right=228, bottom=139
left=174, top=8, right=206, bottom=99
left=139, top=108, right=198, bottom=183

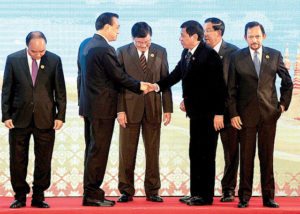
left=204, top=22, right=222, bottom=48
left=27, top=38, right=46, bottom=60
left=107, top=17, right=120, bottom=41
left=245, top=25, right=266, bottom=51
left=179, top=28, right=196, bottom=49
left=134, top=34, right=151, bottom=52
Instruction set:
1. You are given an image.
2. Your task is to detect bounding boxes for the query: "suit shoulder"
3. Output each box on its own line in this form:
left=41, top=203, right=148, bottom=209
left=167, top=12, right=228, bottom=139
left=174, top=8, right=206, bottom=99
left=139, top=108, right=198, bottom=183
left=45, top=51, right=61, bottom=60
left=264, top=46, right=280, bottom=55
left=117, top=43, right=131, bottom=52
left=224, top=41, right=239, bottom=51
left=7, top=49, right=26, bottom=59
left=151, top=43, right=166, bottom=52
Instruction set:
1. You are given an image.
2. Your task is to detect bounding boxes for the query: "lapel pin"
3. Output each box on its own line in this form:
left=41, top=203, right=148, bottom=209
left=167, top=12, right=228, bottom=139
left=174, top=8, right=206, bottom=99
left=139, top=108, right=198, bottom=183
left=192, top=57, right=195, bottom=60
left=266, top=55, right=270, bottom=59
left=220, top=55, right=223, bottom=59
left=40, top=65, right=45, bottom=69
left=150, top=53, right=154, bottom=57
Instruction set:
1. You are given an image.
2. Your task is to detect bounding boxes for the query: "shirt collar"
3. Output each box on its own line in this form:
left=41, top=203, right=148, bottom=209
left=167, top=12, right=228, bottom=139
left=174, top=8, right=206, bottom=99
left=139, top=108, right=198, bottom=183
left=213, top=39, right=222, bottom=53
left=189, top=42, right=200, bottom=55
left=249, top=46, right=263, bottom=61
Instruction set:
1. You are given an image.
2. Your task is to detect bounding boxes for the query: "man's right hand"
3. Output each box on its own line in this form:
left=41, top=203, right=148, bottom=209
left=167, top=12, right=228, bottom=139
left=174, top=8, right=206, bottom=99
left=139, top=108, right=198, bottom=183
left=4, top=119, right=14, bottom=129
left=117, top=112, right=127, bottom=128
left=231, top=116, right=243, bottom=130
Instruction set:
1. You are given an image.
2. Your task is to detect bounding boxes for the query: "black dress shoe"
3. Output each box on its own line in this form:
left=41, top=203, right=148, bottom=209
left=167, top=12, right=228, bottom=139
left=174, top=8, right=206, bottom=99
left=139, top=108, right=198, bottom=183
left=31, top=199, right=50, bottom=208
left=82, top=197, right=114, bottom=207
left=117, top=193, right=133, bottom=202
left=187, top=196, right=212, bottom=206
left=146, top=195, right=163, bottom=202
left=238, top=200, right=249, bottom=208
left=10, top=200, right=26, bottom=208
left=104, top=198, right=116, bottom=205
left=179, top=195, right=192, bottom=203
left=220, top=192, right=235, bottom=202
left=263, top=199, right=279, bottom=208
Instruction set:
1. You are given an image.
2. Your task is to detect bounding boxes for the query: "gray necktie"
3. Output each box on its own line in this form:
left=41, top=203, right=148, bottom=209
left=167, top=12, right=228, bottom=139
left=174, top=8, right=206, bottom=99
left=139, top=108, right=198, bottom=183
left=253, top=51, right=260, bottom=76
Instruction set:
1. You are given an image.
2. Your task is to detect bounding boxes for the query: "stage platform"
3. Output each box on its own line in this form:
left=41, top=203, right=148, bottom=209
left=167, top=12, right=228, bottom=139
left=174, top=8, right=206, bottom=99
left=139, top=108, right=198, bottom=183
left=0, top=197, right=299, bottom=214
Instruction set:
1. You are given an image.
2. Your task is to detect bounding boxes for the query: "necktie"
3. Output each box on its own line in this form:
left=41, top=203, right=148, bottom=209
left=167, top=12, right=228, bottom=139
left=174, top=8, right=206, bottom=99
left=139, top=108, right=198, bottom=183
left=32, top=59, right=38, bottom=85
left=185, top=51, right=192, bottom=70
left=140, top=52, right=147, bottom=72
left=253, top=51, right=260, bottom=76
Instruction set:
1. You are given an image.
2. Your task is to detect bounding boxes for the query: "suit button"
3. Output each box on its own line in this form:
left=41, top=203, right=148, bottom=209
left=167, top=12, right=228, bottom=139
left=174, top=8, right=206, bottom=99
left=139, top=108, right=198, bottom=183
left=31, top=102, right=34, bottom=105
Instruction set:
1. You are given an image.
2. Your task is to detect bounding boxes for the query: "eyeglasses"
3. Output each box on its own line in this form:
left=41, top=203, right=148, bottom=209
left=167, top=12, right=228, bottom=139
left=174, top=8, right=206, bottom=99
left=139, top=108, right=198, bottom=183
left=204, top=29, right=216, bottom=33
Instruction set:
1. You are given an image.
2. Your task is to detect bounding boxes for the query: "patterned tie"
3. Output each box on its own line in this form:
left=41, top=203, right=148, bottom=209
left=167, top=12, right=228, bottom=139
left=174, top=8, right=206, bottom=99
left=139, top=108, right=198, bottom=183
left=140, top=52, right=147, bottom=72
left=32, top=59, right=38, bottom=85
left=253, top=51, right=261, bottom=76
left=185, top=51, right=192, bottom=70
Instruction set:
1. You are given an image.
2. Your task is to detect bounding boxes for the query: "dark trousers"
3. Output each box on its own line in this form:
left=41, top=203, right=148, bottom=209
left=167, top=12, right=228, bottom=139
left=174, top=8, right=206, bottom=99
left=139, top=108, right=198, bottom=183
left=189, top=116, right=218, bottom=202
left=9, top=122, right=55, bottom=202
left=118, top=116, right=161, bottom=197
left=83, top=117, right=115, bottom=200
left=238, top=121, right=277, bottom=201
left=220, top=125, right=239, bottom=194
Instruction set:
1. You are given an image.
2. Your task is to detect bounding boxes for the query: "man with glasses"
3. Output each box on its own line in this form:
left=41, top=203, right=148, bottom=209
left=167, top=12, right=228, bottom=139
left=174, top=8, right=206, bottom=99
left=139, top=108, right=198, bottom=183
left=116, top=22, right=173, bottom=203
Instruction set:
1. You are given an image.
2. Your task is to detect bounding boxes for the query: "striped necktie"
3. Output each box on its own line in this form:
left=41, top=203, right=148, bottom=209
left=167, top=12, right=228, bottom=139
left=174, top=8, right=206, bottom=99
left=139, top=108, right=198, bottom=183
left=140, top=52, right=147, bottom=72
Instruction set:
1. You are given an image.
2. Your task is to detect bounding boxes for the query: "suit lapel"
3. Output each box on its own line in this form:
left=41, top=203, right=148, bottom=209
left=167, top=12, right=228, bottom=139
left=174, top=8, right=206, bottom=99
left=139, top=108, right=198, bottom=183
left=218, top=40, right=227, bottom=60
left=21, top=49, right=34, bottom=87
left=34, top=53, right=48, bottom=87
left=144, top=45, right=156, bottom=80
left=259, top=46, right=269, bottom=78
left=242, top=48, right=259, bottom=78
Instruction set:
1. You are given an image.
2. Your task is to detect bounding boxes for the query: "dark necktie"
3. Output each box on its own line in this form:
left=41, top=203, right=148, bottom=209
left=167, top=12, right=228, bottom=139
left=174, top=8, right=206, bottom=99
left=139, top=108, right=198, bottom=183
left=185, top=51, right=192, bottom=70
left=253, top=51, right=261, bottom=76
left=140, top=52, right=147, bottom=72
left=32, top=59, right=38, bottom=85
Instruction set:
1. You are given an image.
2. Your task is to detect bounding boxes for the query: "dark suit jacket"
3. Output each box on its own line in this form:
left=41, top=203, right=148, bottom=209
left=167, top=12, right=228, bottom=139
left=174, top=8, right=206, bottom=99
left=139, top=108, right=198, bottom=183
left=227, top=46, right=293, bottom=126
left=77, top=34, right=141, bottom=119
left=117, top=43, right=173, bottom=123
left=157, top=42, right=225, bottom=119
left=218, top=40, right=239, bottom=86
left=1, top=49, right=66, bottom=129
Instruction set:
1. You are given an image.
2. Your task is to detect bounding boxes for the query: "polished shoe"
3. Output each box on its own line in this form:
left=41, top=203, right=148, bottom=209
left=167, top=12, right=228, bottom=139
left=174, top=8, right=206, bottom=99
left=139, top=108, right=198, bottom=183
left=117, top=193, right=133, bottom=202
left=146, top=195, right=163, bottom=202
left=82, top=197, right=115, bottom=207
left=237, top=200, right=249, bottom=208
left=263, top=199, right=279, bottom=208
left=220, top=192, right=235, bottom=202
left=187, top=196, right=212, bottom=206
left=31, top=199, right=50, bottom=208
left=10, top=200, right=26, bottom=208
left=179, top=195, right=192, bottom=204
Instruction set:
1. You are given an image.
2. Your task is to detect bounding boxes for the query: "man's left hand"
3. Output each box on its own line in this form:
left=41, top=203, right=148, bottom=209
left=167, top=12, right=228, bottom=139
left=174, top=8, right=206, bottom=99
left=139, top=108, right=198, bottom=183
left=214, top=115, right=224, bottom=131
left=53, top=120, right=63, bottom=130
left=163, top=113, right=171, bottom=126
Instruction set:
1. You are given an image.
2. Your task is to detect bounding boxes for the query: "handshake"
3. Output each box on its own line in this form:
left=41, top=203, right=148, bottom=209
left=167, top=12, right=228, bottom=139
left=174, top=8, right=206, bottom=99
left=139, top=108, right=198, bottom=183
left=140, top=82, right=158, bottom=94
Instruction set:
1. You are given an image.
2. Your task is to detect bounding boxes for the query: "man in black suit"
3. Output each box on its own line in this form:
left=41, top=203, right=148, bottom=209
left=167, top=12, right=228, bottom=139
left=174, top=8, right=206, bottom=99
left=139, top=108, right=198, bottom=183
left=150, top=20, right=225, bottom=206
left=77, top=12, right=149, bottom=207
left=204, top=17, right=239, bottom=202
left=1, top=31, right=66, bottom=208
left=228, top=21, right=293, bottom=208
left=116, top=22, right=173, bottom=203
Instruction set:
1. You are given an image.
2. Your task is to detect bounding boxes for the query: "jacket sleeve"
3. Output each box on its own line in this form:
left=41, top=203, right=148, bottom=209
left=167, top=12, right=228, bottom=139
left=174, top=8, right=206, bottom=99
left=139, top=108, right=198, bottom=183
left=54, top=57, right=67, bottom=122
left=116, top=48, right=126, bottom=113
left=227, top=54, right=239, bottom=118
left=160, top=49, right=173, bottom=113
left=1, top=56, right=13, bottom=122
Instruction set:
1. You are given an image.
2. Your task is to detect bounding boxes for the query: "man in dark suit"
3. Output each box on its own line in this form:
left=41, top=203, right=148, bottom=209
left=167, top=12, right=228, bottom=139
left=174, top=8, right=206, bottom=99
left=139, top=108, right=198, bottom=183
left=77, top=12, right=149, bottom=207
left=116, top=22, right=173, bottom=203
left=228, top=21, right=293, bottom=208
left=1, top=31, right=66, bottom=208
left=150, top=20, right=225, bottom=206
left=204, top=17, right=239, bottom=202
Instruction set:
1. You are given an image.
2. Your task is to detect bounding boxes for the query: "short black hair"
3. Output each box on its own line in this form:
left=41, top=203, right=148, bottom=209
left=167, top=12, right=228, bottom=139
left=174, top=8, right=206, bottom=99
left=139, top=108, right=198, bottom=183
left=131, top=22, right=152, bottom=38
left=25, top=31, right=47, bottom=46
left=244, top=21, right=265, bottom=36
left=95, top=12, right=119, bottom=31
left=180, top=20, right=204, bottom=41
left=204, top=17, right=225, bottom=36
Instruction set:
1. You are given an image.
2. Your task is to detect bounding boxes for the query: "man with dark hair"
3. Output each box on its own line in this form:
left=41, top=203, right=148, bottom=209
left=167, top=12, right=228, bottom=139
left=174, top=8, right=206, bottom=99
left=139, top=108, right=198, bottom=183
left=2, top=31, right=66, bottom=208
left=77, top=13, right=149, bottom=207
left=116, top=22, right=173, bottom=203
left=149, top=20, right=225, bottom=206
left=228, top=21, right=293, bottom=208
left=203, top=17, right=239, bottom=202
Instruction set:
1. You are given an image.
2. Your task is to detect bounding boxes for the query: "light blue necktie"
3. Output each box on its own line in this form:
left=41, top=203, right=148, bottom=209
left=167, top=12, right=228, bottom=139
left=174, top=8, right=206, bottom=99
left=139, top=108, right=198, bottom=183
left=253, top=51, right=260, bottom=76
